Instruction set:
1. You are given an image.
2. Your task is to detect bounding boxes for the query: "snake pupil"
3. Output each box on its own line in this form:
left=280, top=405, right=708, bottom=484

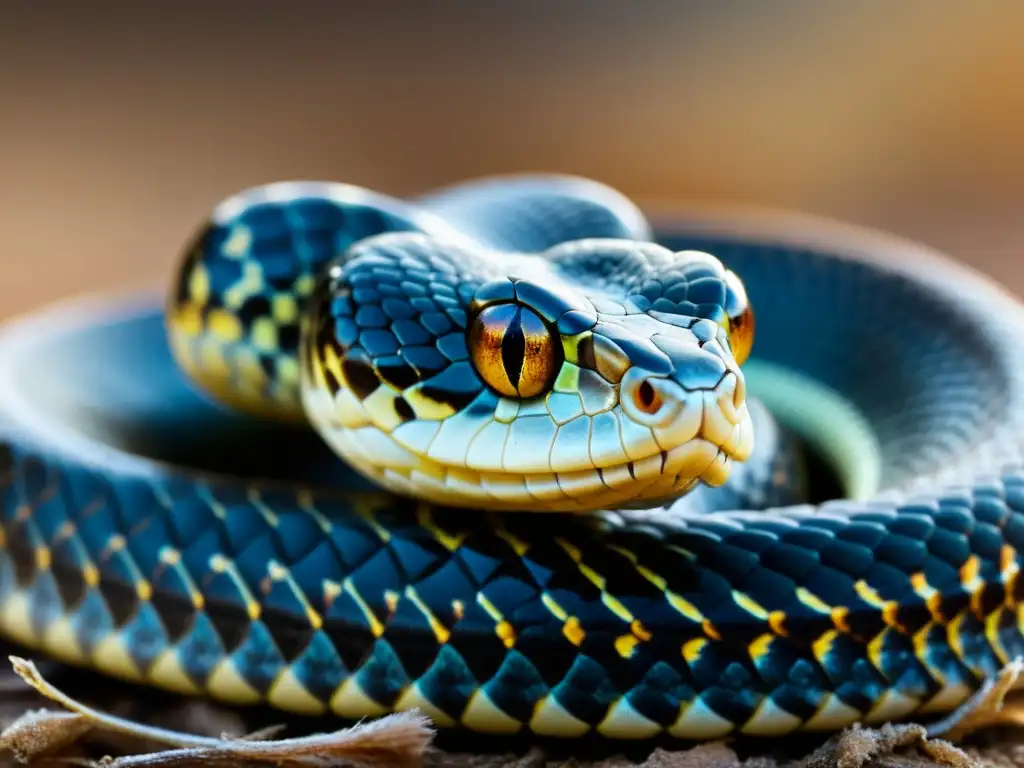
left=500, top=308, right=526, bottom=387
left=469, top=302, right=560, bottom=399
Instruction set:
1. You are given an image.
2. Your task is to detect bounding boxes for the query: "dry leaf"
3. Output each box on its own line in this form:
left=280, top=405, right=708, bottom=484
left=3, top=656, right=435, bottom=767
left=0, top=710, right=93, bottom=762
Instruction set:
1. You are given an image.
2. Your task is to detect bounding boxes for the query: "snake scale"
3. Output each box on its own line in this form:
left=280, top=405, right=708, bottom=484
left=1, top=174, right=1024, bottom=741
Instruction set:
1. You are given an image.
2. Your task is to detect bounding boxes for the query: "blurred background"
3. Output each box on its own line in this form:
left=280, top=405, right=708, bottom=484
left=2, top=1, right=1023, bottom=318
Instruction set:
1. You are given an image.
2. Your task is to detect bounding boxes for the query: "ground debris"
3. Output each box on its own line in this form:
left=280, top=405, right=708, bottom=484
left=797, top=724, right=974, bottom=768
left=1, top=656, right=433, bottom=767
left=1, top=648, right=1024, bottom=768
left=0, top=710, right=92, bottom=763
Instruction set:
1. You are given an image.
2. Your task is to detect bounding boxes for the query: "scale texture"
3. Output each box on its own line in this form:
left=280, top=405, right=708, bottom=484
left=2, top=177, right=1024, bottom=740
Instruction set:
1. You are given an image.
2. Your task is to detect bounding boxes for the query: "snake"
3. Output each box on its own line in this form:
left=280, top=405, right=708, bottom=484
left=1, top=174, right=1024, bottom=742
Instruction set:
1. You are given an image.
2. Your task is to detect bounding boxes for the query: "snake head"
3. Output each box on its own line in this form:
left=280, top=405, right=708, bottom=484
left=301, top=234, right=754, bottom=513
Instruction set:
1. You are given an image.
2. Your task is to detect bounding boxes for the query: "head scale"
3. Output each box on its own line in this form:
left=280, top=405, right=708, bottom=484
left=301, top=234, right=755, bottom=513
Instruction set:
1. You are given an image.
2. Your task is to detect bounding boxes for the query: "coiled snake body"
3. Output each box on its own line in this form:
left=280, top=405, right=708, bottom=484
left=1, top=175, right=1024, bottom=740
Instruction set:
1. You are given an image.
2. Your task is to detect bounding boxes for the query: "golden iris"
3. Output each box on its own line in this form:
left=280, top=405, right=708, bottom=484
left=727, top=304, right=755, bottom=366
left=469, top=303, right=560, bottom=398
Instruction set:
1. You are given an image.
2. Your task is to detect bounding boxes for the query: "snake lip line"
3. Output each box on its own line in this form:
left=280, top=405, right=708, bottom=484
left=304, top=365, right=754, bottom=513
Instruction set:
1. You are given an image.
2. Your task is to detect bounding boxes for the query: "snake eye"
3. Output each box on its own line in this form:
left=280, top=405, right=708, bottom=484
left=721, top=270, right=754, bottom=366
left=469, top=303, right=560, bottom=398
left=726, top=305, right=755, bottom=366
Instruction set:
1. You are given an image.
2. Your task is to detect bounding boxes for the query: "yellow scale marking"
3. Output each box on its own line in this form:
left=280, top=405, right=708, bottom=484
left=364, top=512, right=393, bottom=544
left=946, top=612, right=969, bottom=670
left=297, top=491, right=336, bottom=534
left=557, top=538, right=636, bottom=626
left=210, top=554, right=262, bottom=620
left=636, top=563, right=711, bottom=642
left=909, top=621, right=958, bottom=704
left=802, top=694, right=863, bottom=731
left=748, top=633, right=774, bottom=667
left=1, top=592, right=36, bottom=647
left=741, top=698, right=803, bottom=736
left=405, top=585, right=451, bottom=644
left=985, top=606, right=1010, bottom=665
left=598, top=698, right=661, bottom=739
left=812, top=629, right=839, bottom=670
left=221, top=224, right=252, bottom=257
left=531, top=696, right=591, bottom=737
left=268, top=668, right=326, bottom=716
left=395, top=683, right=457, bottom=727
left=189, top=263, right=211, bottom=303
left=102, top=534, right=153, bottom=603
left=682, top=637, right=706, bottom=665
left=223, top=260, right=265, bottom=309
left=294, top=273, right=316, bottom=296
left=796, top=586, right=833, bottom=615
left=42, top=616, right=88, bottom=665
left=343, top=578, right=386, bottom=637
left=403, top=385, right=457, bottom=421
left=267, top=560, right=323, bottom=630
left=560, top=332, right=591, bottom=366
left=960, top=555, right=987, bottom=616
left=609, top=628, right=638, bottom=657
left=854, top=579, right=886, bottom=609
left=94, top=634, right=147, bottom=684
left=461, top=690, right=523, bottom=734
left=331, top=677, right=389, bottom=719
left=540, top=592, right=586, bottom=648
left=272, top=293, right=298, bottom=324
left=207, top=659, right=262, bottom=705
left=866, top=627, right=888, bottom=678
left=496, top=621, right=516, bottom=648
left=207, top=308, right=243, bottom=343
left=416, top=505, right=467, bottom=551
left=733, top=590, right=769, bottom=620
left=34, top=546, right=51, bottom=570
left=669, top=697, right=734, bottom=740
left=321, top=343, right=346, bottom=395
left=477, top=593, right=516, bottom=648
left=563, top=616, right=585, bottom=647
left=863, top=689, right=920, bottom=724
left=250, top=316, right=279, bottom=352
left=161, top=547, right=205, bottom=610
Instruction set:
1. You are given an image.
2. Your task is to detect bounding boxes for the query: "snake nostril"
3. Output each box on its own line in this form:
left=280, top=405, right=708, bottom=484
left=635, top=379, right=663, bottom=415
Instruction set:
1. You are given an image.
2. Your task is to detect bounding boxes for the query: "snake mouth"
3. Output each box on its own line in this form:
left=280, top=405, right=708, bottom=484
left=305, top=364, right=753, bottom=514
